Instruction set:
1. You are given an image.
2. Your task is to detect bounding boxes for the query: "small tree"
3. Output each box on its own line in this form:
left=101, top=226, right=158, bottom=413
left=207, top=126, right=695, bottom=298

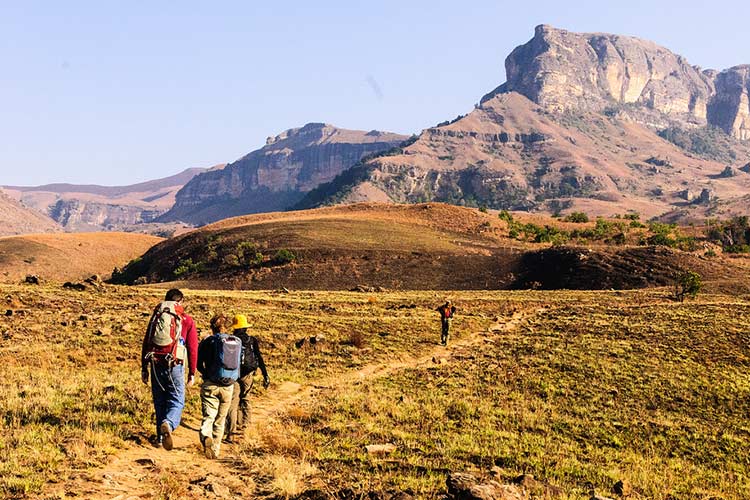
left=673, top=271, right=702, bottom=302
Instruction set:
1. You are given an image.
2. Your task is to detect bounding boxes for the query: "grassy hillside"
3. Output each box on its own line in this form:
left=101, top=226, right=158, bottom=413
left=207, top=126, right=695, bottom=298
left=110, top=203, right=749, bottom=292
left=0, top=232, right=162, bottom=282
left=1, top=284, right=749, bottom=499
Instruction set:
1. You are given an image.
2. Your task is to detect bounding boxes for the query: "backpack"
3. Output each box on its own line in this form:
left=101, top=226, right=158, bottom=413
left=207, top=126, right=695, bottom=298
left=238, top=333, right=259, bottom=376
left=144, top=301, right=184, bottom=360
left=442, top=306, right=453, bottom=319
left=209, top=334, right=242, bottom=386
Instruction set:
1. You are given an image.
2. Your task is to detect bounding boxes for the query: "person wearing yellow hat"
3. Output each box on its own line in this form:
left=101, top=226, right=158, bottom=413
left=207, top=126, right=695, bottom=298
left=224, top=313, right=270, bottom=443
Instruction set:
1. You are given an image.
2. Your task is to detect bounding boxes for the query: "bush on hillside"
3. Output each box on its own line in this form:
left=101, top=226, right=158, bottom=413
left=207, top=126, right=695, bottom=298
left=564, top=211, right=589, bottom=223
left=272, top=249, right=296, bottom=265
left=673, top=270, right=702, bottom=302
left=657, top=126, right=737, bottom=163
left=706, top=216, right=750, bottom=252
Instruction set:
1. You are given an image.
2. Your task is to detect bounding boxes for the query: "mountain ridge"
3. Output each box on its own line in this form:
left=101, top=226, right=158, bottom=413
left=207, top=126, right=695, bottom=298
left=160, top=123, right=407, bottom=225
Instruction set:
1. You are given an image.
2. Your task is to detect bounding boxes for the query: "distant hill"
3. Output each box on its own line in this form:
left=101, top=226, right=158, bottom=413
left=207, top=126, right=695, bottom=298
left=297, top=26, right=750, bottom=222
left=110, top=202, right=741, bottom=291
left=160, top=124, right=407, bottom=225
left=0, top=232, right=161, bottom=282
left=3, top=167, right=216, bottom=232
left=0, top=190, right=61, bottom=236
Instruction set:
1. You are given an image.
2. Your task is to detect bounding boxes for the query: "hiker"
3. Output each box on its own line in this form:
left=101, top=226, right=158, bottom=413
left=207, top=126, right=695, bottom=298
left=436, top=300, right=456, bottom=346
left=224, top=314, right=270, bottom=443
left=197, top=314, right=242, bottom=459
left=141, top=288, right=198, bottom=451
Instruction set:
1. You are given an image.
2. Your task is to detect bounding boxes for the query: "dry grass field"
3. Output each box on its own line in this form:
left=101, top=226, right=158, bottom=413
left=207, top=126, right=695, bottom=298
left=1, top=283, right=749, bottom=499
left=0, top=233, right=162, bottom=283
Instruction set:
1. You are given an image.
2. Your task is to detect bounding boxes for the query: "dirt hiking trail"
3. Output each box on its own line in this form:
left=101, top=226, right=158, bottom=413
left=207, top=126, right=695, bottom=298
left=63, top=307, right=541, bottom=500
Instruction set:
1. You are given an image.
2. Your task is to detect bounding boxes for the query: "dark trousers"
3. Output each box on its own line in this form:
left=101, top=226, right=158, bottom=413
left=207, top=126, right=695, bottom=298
left=441, top=319, right=451, bottom=344
left=225, top=372, right=255, bottom=437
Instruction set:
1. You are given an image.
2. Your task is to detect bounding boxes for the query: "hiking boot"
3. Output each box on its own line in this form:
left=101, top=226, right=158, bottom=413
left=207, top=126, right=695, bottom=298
left=149, top=434, right=163, bottom=448
left=160, top=422, right=173, bottom=451
left=204, top=436, right=216, bottom=459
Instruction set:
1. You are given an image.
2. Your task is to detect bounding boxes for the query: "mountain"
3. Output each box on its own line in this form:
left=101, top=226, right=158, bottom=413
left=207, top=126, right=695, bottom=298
left=298, top=26, right=750, bottom=221
left=485, top=25, right=749, bottom=140
left=4, top=167, right=214, bottom=232
left=0, top=190, right=61, bottom=236
left=160, top=123, right=407, bottom=225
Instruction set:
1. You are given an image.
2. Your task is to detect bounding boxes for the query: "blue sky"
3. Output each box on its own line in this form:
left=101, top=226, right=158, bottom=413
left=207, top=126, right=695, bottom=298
left=1, top=1, right=747, bottom=186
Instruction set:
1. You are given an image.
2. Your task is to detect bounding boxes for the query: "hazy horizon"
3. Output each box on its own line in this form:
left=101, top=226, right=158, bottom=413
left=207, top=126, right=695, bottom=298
left=2, top=0, right=748, bottom=186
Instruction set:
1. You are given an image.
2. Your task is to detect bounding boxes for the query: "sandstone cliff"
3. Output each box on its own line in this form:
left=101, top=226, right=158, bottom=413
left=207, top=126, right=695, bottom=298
left=483, top=25, right=749, bottom=140
left=161, top=123, right=407, bottom=225
left=299, top=26, right=750, bottom=220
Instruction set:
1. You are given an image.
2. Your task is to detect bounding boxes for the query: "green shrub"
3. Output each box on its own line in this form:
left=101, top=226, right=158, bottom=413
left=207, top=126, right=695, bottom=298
left=236, top=241, right=264, bottom=267
left=272, top=249, right=296, bottom=265
left=173, top=258, right=204, bottom=278
left=564, top=211, right=589, bottom=223
left=658, top=126, right=737, bottom=163
left=498, top=210, right=514, bottom=224
left=706, top=216, right=750, bottom=252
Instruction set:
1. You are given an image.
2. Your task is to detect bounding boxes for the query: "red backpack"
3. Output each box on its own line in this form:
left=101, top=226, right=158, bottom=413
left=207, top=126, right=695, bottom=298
left=144, top=301, right=184, bottom=361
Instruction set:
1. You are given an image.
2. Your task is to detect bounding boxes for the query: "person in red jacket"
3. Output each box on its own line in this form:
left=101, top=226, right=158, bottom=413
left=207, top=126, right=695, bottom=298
left=141, top=288, right=198, bottom=450
left=436, top=300, right=456, bottom=346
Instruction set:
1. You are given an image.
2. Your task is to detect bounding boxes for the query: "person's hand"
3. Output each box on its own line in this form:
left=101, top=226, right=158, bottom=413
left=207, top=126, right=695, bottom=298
left=187, top=374, right=195, bottom=387
left=141, top=370, right=149, bottom=385
left=263, top=376, right=270, bottom=389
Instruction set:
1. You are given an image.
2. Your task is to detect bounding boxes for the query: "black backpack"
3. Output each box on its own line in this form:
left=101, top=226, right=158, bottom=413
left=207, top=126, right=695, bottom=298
left=237, top=332, right=259, bottom=376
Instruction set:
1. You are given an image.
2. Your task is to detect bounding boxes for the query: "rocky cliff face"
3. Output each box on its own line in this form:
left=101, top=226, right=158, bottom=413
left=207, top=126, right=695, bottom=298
left=162, top=123, right=407, bottom=225
left=709, top=66, right=750, bottom=141
left=483, top=25, right=749, bottom=140
left=48, top=199, right=162, bottom=231
left=299, top=27, right=750, bottom=221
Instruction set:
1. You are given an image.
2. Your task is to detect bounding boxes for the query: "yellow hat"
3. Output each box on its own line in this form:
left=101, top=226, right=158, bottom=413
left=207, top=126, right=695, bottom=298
left=231, top=314, right=251, bottom=331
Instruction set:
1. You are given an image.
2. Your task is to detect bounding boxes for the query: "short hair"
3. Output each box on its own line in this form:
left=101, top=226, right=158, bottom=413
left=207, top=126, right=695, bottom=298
left=165, top=288, right=184, bottom=302
left=210, top=314, right=228, bottom=333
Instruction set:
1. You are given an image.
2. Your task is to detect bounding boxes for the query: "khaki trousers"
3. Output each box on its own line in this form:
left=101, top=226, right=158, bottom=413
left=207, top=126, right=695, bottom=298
left=226, top=372, right=254, bottom=437
left=200, top=381, right=234, bottom=457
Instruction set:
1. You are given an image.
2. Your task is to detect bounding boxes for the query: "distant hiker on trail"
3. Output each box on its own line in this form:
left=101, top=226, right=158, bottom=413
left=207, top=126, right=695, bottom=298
left=224, top=314, right=270, bottom=443
left=197, top=314, right=241, bottom=459
left=436, top=300, right=456, bottom=346
left=141, top=288, right=198, bottom=451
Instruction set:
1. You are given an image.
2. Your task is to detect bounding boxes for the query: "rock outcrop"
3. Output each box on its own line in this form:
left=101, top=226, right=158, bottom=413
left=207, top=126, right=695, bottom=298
left=48, top=199, right=162, bottom=231
left=708, top=65, right=750, bottom=141
left=161, top=123, right=407, bottom=225
left=483, top=25, right=749, bottom=140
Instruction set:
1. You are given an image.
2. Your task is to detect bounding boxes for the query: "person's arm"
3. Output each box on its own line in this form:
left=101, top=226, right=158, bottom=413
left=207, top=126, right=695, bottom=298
left=141, top=330, right=150, bottom=384
left=254, top=337, right=270, bottom=388
left=197, top=337, right=208, bottom=378
left=183, top=315, right=199, bottom=382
